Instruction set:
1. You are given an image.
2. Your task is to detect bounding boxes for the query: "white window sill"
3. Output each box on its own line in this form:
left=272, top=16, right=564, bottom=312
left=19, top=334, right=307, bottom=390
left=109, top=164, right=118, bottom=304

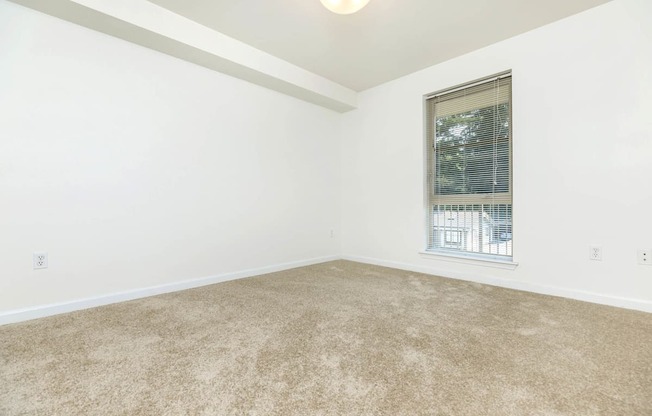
left=419, top=250, right=519, bottom=270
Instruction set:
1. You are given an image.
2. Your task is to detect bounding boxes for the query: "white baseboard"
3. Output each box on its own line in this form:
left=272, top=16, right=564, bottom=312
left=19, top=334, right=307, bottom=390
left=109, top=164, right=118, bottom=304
left=0, top=255, right=339, bottom=326
left=342, top=255, right=652, bottom=314
left=3, top=253, right=649, bottom=326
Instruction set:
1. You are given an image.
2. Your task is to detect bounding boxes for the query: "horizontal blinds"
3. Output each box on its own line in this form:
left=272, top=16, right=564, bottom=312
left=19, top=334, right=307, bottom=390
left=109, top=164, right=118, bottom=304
left=426, top=75, right=512, bottom=258
left=434, top=80, right=510, bottom=118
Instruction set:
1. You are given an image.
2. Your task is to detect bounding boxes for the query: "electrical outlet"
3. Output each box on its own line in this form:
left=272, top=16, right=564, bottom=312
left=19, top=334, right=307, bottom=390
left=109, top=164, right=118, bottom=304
left=638, top=249, right=651, bottom=266
left=330, top=229, right=335, bottom=238
left=589, top=246, right=602, bottom=261
left=33, top=252, right=48, bottom=269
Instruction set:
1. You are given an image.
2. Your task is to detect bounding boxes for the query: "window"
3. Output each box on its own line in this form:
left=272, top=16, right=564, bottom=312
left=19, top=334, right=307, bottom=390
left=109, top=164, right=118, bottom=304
left=425, top=72, right=512, bottom=260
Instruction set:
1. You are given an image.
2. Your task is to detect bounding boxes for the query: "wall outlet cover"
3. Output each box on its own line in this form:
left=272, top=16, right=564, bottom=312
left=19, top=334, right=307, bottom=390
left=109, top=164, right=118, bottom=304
left=589, top=246, right=602, bottom=261
left=33, top=252, right=48, bottom=269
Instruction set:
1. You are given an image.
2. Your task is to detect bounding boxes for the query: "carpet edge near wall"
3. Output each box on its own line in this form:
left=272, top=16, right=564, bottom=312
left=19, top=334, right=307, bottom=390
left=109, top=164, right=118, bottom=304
left=1, top=253, right=650, bottom=326
left=0, top=255, right=340, bottom=326
left=341, top=254, right=652, bottom=314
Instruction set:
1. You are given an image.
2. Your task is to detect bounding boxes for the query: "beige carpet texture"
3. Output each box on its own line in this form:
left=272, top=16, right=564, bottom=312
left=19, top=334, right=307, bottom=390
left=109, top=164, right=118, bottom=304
left=1, top=260, right=651, bottom=415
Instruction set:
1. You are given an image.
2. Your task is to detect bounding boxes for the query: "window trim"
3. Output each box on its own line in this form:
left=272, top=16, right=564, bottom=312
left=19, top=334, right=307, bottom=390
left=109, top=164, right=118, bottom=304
left=418, top=250, right=519, bottom=270
left=422, top=70, right=515, bottom=263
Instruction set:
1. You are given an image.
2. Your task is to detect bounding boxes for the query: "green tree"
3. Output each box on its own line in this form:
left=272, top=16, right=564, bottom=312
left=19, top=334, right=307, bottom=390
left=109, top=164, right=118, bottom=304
left=434, top=103, right=510, bottom=196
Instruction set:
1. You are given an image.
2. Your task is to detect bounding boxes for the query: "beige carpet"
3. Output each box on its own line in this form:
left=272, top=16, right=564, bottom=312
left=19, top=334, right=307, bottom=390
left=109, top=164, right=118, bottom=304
left=1, top=261, right=651, bottom=415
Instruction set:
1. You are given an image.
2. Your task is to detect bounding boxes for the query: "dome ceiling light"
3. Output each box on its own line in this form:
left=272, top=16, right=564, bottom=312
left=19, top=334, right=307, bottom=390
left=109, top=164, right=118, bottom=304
left=320, top=0, right=371, bottom=15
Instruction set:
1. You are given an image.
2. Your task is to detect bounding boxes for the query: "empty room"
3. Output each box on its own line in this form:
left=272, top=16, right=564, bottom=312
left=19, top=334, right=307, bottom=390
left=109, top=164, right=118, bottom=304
left=1, top=0, right=651, bottom=414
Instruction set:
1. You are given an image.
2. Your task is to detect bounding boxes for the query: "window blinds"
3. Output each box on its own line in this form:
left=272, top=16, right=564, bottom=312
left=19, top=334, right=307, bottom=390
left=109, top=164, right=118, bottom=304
left=426, top=73, right=512, bottom=258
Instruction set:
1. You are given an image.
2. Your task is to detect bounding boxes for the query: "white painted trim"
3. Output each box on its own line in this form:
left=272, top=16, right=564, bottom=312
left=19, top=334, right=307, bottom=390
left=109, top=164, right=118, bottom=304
left=342, top=254, right=652, bottom=314
left=7, top=0, right=357, bottom=112
left=419, top=250, right=519, bottom=270
left=0, top=255, right=339, bottom=326
left=3, top=253, right=649, bottom=326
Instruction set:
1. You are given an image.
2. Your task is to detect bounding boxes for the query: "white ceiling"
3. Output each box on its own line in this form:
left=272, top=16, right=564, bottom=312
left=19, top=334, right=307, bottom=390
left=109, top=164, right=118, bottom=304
left=9, top=0, right=612, bottom=111
left=147, top=0, right=612, bottom=91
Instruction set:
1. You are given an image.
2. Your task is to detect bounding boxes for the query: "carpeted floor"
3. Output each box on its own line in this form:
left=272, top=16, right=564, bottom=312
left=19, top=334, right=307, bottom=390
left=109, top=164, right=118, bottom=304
left=1, top=260, right=651, bottom=415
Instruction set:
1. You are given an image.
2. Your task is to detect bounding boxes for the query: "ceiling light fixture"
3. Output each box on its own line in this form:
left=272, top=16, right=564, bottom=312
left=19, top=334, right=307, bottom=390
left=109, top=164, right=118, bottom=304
left=320, top=0, right=370, bottom=15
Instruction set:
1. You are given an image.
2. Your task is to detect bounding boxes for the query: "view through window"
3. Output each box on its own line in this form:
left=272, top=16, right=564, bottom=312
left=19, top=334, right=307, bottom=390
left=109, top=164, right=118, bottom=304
left=425, top=73, right=512, bottom=259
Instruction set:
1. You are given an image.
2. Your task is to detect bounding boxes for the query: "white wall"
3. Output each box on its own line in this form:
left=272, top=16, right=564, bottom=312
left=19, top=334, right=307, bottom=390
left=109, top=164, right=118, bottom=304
left=2, top=0, right=651, bottom=320
left=341, top=0, right=652, bottom=311
left=0, top=1, right=341, bottom=314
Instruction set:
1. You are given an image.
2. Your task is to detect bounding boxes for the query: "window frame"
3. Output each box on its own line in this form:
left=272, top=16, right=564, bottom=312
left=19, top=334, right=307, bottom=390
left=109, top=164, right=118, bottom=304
left=422, top=71, right=515, bottom=263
